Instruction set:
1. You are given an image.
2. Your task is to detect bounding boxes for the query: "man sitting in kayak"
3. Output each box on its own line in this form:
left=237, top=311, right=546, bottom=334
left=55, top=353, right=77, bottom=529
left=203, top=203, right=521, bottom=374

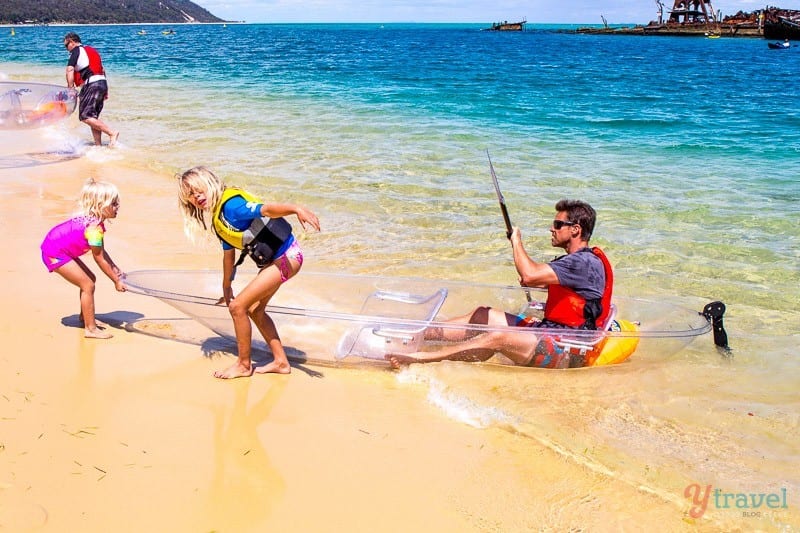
left=387, top=199, right=612, bottom=369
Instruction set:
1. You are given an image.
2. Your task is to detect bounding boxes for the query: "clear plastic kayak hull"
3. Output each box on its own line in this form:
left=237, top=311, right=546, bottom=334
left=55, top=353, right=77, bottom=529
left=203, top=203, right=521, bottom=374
left=0, top=82, right=77, bottom=129
left=124, top=269, right=713, bottom=367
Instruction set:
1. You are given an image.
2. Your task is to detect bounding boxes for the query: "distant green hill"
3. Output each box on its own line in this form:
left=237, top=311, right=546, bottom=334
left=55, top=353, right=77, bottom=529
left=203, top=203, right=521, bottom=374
left=0, top=0, right=225, bottom=25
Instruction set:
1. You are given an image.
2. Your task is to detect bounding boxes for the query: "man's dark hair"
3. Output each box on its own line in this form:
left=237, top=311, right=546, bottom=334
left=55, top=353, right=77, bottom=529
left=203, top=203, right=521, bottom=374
left=555, top=199, right=596, bottom=240
left=64, top=32, right=81, bottom=44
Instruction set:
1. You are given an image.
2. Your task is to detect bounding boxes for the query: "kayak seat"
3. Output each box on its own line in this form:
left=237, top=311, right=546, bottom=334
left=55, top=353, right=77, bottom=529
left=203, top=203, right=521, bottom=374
left=553, top=303, right=618, bottom=356
left=334, top=288, right=448, bottom=360
left=26, top=90, right=71, bottom=123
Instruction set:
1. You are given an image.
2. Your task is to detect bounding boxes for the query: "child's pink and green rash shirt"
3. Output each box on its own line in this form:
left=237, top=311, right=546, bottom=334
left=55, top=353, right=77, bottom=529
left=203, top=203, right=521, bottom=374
left=40, top=217, right=105, bottom=272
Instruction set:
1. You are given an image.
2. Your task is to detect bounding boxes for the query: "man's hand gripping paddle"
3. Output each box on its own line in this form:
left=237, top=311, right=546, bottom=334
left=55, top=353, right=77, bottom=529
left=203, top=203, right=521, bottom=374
left=487, top=150, right=532, bottom=302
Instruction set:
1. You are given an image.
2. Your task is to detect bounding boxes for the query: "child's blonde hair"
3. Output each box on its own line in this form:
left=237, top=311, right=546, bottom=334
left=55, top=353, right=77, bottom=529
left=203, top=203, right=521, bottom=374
left=77, top=178, right=119, bottom=221
left=177, top=166, right=225, bottom=242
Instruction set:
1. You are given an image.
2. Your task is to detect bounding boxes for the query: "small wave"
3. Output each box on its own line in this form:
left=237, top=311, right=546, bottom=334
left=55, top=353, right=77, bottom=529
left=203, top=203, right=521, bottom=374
left=583, top=117, right=678, bottom=128
left=396, top=365, right=515, bottom=429
left=427, top=379, right=515, bottom=429
left=84, top=143, right=125, bottom=163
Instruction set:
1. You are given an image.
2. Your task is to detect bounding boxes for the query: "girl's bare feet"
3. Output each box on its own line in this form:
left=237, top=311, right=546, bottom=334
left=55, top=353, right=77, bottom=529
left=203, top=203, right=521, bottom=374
left=213, top=363, right=254, bottom=379
left=254, top=360, right=291, bottom=375
left=84, top=328, right=113, bottom=339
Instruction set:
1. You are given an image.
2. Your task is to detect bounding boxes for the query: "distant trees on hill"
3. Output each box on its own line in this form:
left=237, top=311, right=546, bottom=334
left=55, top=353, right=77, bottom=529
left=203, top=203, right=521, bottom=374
left=0, top=0, right=224, bottom=25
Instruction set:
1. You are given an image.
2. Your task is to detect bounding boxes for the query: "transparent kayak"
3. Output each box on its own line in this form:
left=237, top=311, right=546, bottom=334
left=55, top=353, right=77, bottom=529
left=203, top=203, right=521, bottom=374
left=124, top=269, right=723, bottom=368
left=0, top=82, right=77, bottom=129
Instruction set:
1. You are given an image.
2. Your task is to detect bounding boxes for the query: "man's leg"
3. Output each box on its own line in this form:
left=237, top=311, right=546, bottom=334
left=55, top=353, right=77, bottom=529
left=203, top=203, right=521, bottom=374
left=83, top=117, right=118, bottom=146
left=424, top=306, right=517, bottom=342
left=387, top=329, right=538, bottom=367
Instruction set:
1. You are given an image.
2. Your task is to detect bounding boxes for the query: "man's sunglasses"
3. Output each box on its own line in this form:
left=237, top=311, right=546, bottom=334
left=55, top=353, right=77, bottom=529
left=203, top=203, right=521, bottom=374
left=552, top=220, right=578, bottom=230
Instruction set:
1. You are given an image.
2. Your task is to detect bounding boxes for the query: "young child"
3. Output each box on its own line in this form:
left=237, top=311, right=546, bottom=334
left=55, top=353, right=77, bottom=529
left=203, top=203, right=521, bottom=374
left=40, top=178, right=126, bottom=339
left=177, top=166, right=320, bottom=379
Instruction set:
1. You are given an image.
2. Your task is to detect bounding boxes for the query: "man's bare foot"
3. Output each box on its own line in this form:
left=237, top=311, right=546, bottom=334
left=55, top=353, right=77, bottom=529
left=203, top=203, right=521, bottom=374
left=254, top=360, right=291, bottom=375
left=84, top=328, right=113, bottom=339
left=109, top=132, right=120, bottom=148
left=385, top=353, right=418, bottom=369
left=213, top=363, right=254, bottom=379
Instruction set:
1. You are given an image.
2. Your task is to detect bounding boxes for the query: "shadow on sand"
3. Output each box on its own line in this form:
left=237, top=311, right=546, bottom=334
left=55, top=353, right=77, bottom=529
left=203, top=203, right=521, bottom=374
left=61, top=310, right=325, bottom=378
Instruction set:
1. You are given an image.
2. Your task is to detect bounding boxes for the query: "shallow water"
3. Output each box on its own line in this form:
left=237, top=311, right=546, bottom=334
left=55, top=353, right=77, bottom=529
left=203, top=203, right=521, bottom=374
left=2, top=23, right=798, bottom=528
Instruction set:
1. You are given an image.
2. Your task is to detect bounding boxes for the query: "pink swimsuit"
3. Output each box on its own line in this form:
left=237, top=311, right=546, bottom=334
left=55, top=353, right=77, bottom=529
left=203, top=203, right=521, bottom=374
left=40, top=217, right=105, bottom=272
left=275, top=239, right=303, bottom=282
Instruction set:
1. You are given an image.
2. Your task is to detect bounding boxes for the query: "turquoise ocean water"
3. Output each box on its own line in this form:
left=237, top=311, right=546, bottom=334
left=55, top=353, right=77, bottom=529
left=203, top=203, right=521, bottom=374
left=3, top=23, right=798, bottom=527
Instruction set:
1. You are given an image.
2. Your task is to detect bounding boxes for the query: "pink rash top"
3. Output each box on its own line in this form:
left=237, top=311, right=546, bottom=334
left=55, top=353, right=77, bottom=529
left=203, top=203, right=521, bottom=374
left=40, top=217, right=106, bottom=272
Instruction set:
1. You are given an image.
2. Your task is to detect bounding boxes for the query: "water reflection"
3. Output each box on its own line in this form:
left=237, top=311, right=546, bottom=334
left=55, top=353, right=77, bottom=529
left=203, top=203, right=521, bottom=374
left=206, top=379, right=287, bottom=529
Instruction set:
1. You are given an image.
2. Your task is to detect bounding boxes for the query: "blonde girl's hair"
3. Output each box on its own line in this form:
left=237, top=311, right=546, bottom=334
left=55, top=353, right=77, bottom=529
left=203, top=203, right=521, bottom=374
left=77, top=178, right=119, bottom=221
left=177, top=166, right=225, bottom=243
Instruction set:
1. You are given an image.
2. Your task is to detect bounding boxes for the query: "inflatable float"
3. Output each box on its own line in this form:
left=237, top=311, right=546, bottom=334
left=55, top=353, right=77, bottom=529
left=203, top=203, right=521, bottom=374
left=0, top=82, right=77, bottom=130
left=124, top=270, right=727, bottom=369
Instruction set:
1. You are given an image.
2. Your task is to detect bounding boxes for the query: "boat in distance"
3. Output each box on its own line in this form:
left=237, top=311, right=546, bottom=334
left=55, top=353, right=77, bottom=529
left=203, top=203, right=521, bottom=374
left=124, top=270, right=727, bottom=369
left=485, top=19, right=527, bottom=31
left=764, top=15, right=800, bottom=40
left=767, top=40, right=793, bottom=48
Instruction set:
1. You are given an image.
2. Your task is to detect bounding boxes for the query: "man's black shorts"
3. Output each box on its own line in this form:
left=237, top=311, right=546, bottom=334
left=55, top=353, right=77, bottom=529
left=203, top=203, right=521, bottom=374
left=78, top=80, right=107, bottom=121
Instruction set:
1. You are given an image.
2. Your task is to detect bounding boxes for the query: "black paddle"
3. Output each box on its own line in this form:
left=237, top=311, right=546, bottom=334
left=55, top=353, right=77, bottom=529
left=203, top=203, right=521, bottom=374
left=487, top=150, right=513, bottom=240
left=487, top=150, right=532, bottom=303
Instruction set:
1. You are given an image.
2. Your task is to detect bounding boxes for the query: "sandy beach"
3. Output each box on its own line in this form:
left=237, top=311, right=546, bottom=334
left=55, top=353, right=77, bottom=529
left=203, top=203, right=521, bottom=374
left=0, top=140, right=732, bottom=531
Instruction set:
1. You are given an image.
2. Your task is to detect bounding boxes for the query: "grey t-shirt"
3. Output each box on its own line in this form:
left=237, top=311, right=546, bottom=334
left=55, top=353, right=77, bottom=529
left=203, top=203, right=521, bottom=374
left=548, top=249, right=605, bottom=299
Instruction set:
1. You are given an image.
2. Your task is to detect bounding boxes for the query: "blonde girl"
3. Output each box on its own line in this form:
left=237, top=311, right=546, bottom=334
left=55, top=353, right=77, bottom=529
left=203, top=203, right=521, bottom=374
left=177, top=166, right=320, bottom=379
left=40, top=178, right=126, bottom=338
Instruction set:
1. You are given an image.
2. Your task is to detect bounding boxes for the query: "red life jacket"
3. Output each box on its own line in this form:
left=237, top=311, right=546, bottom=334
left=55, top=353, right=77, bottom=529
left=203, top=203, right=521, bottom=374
left=543, top=247, right=614, bottom=329
left=73, top=45, right=105, bottom=87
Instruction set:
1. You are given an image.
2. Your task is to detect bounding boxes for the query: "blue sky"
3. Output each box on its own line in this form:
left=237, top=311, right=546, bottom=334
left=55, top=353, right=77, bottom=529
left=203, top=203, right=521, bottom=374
left=195, top=0, right=790, bottom=24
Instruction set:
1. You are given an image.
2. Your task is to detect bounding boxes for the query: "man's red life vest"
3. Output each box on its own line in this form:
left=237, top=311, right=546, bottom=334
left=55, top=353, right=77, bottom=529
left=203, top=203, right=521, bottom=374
left=73, top=45, right=105, bottom=87
left=543, top=247, right=614, bottom=329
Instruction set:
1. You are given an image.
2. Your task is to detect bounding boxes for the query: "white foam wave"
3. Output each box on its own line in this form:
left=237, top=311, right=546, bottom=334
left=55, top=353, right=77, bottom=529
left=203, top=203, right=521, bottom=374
left=84, top=144, right=125, bottom=163
left=395, top=366, right=515, bottom=429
